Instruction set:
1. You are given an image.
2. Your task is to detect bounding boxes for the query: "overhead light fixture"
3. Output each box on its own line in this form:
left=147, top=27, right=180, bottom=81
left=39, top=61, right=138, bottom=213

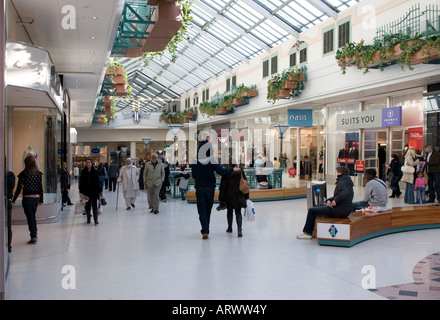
left=91, top=36, right=95, bottom=40
left=14, top=61, right=23, bottom=68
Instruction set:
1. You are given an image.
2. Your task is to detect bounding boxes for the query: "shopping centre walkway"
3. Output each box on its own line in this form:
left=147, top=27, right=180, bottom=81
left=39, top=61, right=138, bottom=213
left=6, top=182, right=440, bottom=300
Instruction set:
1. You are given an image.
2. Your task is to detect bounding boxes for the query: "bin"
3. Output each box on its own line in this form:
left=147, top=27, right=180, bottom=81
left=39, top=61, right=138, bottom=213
left=306, top=181, right=327, bottom=209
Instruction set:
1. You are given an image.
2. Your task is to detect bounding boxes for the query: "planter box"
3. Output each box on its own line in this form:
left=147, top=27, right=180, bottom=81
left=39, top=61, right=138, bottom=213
left=284, top=80, right=298, bottom=90
left=115, top=84, right=128, bottom=96
left=241, top=89, right=258, bottom=98
left=278, top=89, right=291, bottom=99
left=103, top=96, right=112, bottom=107
left=106, top=66, right=124, bottom=76
left=142, top=1, right=183, bottom=53
left=109, top=75, right=126, bottom=84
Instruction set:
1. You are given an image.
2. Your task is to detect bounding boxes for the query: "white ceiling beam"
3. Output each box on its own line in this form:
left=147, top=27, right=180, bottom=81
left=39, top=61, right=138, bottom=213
left=306, top=0, right=339, bottom=19
left=239, top=0, right=300, bottom=37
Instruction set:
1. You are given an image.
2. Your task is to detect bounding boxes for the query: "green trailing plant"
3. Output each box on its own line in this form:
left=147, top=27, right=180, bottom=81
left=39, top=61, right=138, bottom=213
left=266, top=67, right=306, bottom=104
left=336, top=29, right=440, bottom=74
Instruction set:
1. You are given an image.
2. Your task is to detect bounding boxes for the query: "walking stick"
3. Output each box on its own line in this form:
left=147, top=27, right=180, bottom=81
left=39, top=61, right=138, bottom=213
left=116, top=182, right=120, bottom=210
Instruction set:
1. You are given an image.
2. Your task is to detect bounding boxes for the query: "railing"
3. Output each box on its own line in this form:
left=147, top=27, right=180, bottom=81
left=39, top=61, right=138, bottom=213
left=375, top=4, right=440, bottom=44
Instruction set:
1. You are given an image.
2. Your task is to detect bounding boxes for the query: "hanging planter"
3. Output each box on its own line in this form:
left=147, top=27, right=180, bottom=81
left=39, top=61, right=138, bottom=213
left=267, top=67, right=307, bottom=104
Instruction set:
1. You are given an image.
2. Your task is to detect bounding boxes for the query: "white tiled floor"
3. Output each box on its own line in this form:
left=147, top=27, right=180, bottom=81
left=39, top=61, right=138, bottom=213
left=6, top=182, right=440, bottom=300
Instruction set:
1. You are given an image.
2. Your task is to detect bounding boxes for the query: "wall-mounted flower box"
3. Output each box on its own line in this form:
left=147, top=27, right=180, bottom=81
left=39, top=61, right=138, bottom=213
left=267, top=67, right=307, bottom=104
left=337, top=37, right=440, bottom=74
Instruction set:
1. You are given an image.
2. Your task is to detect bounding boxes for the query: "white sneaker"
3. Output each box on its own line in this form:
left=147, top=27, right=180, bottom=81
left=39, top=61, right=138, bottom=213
left=296, top=233, right=312, bottom=240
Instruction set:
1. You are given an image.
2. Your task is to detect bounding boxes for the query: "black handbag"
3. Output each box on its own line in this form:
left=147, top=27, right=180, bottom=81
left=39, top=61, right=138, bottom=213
left=100, top=196, right=107, bottom=206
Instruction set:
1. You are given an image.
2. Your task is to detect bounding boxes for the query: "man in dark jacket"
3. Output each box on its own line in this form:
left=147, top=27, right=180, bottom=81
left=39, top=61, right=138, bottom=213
left=107, top=160, right=119, bottom=192
left=423, top=145, right=440, bottom=203
left=297, top=166, right=354, bottom=239
left=191, top=140, right=239, bottom=239
left=79, top=158, right=102, bottom=225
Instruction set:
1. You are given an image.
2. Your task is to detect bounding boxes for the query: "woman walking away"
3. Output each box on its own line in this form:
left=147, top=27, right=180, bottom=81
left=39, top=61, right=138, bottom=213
left=218, top=164, right=248, bottom=237
left=12, top=156, right=44, bottom=244
left=401, top=148, right=419, bottom=204
left=79, top=158, right=102, bottom=225
left=297, top=166, right=354, bottom=240
left=387, top=153, right=402, bottom=198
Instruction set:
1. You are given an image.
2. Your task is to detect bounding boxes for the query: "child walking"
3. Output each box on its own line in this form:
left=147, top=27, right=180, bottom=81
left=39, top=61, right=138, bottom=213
left=414, top=171, right=427, bottom=204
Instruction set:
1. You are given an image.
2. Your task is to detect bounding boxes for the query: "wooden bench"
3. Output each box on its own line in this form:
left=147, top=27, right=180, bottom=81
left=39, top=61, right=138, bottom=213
left=316, top=205, right=440, bottom=247
left=186, top=187, right=307, bottom=203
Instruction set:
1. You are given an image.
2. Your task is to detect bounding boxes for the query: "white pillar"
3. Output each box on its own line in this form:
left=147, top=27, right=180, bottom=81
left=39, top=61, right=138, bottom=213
left=130, top=141, right=137, bottom=160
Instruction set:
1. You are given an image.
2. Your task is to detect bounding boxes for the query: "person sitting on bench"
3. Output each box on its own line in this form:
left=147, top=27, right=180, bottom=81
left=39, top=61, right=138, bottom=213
left=352, top=169, right=388, bottom=211
left=297, top=166, right=354, bottom=240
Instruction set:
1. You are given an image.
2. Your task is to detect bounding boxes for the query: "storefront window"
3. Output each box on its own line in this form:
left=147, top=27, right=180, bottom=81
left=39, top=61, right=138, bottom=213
left=327, top=104, right=360, bottom=178
left=12, top=107, right=61, bottom=205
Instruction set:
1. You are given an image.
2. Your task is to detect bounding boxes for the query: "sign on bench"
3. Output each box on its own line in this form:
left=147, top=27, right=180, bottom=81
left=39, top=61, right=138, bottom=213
left=316, top=205, right=440, bottom=247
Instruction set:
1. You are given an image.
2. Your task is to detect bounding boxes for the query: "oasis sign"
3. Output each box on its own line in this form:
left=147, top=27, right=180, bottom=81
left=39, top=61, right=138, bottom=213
left=336, top=106, right=402, bottom=130
left=288, top=109, right=313, bottom=127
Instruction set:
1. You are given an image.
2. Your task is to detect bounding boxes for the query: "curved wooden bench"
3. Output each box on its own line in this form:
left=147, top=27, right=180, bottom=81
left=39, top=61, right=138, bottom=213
left=186, top=187, right=307, bottom=203
left=316, top=205, right=440, bottom=247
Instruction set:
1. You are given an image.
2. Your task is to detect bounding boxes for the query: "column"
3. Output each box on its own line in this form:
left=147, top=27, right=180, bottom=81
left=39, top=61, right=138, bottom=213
left=130, top=141, right=137, bottom=160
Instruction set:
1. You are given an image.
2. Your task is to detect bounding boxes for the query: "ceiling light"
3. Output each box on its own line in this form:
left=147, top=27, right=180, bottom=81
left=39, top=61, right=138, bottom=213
left=91, top=36, right=95, bottom=39
left=92, top=16, right=97, bottom=19
left=90, top=51, right=95, bottom=54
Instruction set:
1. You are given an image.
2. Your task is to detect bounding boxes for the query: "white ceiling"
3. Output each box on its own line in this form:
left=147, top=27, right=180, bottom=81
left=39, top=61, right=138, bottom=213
left=11, top=0, right=125, bottom=127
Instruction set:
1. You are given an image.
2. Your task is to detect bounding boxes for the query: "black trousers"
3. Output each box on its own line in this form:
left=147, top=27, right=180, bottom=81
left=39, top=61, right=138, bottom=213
left=22, top=197, right=39, bottom=238
left=84, top=196, right=99, bottom=222
left=302, top=206, right=350, bottom=235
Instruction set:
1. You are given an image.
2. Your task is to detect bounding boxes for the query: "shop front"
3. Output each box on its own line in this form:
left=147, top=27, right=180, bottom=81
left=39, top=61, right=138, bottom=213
left=326, top=90, right=425, bottom=185
left=5, top=40, right=64, bottom=224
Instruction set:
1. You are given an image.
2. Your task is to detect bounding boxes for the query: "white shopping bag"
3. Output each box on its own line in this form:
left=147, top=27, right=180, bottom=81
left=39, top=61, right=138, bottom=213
left=244, top=199, right=255, bottom=222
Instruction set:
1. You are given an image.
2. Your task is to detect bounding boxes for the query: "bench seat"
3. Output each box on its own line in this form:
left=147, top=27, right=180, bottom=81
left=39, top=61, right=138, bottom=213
left=316, top=205, right=440, bottom=247
left=186, top=187, right=307, bottom=203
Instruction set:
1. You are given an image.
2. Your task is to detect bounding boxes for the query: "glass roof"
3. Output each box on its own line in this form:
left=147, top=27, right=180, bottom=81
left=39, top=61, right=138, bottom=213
left=116, top=0, right=362, bottom=114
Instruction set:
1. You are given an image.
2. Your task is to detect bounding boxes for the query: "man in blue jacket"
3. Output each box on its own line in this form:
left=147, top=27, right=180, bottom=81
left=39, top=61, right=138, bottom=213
left=191, top=140, right=240, bottom=239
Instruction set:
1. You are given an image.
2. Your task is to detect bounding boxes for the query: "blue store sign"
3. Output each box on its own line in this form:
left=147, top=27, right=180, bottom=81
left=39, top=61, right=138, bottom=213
left=91, top=148, right=100, bottom=154
left=288, top=109, right=313, bottom=127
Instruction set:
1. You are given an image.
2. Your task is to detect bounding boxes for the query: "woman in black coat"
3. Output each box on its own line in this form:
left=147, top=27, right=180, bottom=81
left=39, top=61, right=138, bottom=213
left=387, top=153, right=402, bottom=198
left=218, top=165, right=248, bottom=237
left=79, top=158, right=102, bottom=225
left=297, top=166, right=354, bottom=239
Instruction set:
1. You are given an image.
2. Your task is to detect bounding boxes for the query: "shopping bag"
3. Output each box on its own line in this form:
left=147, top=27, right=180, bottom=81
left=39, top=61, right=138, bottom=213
left=244, top=199, right=255, bottom=222
left=97, top=201, right=103, bottom=216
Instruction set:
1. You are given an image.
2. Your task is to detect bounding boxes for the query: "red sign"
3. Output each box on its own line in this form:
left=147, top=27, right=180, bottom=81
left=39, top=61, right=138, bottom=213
left=288, top=167, right=296, bottom=176
left=408, top=127, right=423, bottom=151
left=355, top=160, right=365, bottom=173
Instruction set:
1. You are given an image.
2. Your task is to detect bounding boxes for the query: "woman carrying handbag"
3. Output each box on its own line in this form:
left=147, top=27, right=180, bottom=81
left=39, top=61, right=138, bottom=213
left=401, top=148, right=419, bottom=204
left=218, top=164, right=248, bottom=237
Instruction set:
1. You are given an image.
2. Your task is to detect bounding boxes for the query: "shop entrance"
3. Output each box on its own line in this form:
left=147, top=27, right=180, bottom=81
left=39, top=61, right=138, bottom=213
left=287, top=127, right=324, bottom=181
left=363, top=130, right=387, bottom=180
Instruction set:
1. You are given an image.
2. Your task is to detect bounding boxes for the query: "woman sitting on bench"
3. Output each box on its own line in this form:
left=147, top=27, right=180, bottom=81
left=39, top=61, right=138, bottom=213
left=297, top=166, right=354, bottom=240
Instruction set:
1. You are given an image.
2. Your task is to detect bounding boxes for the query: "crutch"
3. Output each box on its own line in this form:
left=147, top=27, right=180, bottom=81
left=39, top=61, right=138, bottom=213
left=116, top=182, right=120, bottom=210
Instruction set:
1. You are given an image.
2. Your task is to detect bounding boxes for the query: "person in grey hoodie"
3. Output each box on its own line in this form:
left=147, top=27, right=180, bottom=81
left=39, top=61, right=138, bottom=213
left=352, top=169, right=388, bottom=211
left=297, top=166, right=354, bottom=240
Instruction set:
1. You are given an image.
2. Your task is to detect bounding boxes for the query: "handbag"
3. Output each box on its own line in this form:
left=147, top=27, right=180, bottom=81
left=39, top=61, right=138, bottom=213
left=401, top=164, right=415, bottom=174
left=100, top=196, right=107, bottom=206
left=239, top=174, right=250, bottom=194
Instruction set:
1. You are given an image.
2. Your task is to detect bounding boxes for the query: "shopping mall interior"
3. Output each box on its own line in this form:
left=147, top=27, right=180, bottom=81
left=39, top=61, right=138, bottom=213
left=1, top=0, right=440, bottom=304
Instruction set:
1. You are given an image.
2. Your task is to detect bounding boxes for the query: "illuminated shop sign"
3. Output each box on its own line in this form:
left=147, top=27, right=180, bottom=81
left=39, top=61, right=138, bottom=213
left=337, top=107, right=402, bottom=130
